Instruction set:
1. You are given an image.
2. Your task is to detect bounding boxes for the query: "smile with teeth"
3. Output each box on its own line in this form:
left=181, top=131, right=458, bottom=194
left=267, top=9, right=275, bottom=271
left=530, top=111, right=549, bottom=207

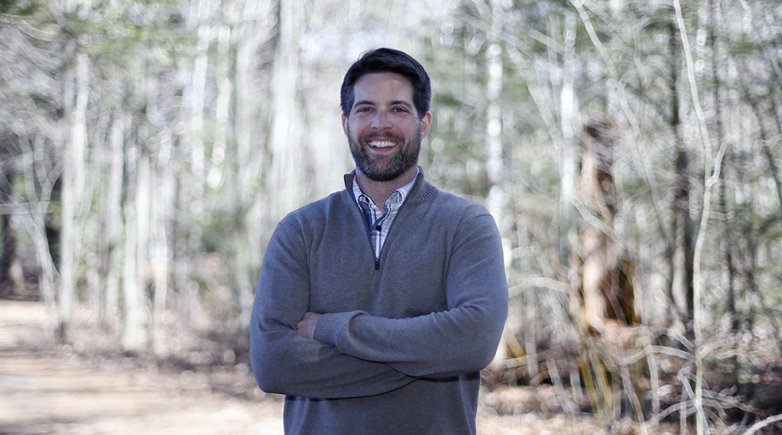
left=367, top=139, right=397, bottom=148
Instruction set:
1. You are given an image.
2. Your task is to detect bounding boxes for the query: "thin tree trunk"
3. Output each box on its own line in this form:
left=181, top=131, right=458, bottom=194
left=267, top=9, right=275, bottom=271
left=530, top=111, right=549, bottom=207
left=122, top=178, right=140, bottom=353
left=58, top=49, right=90, bottom=342
left=709, top=0, right=740, bottom=376
left=233, top=1, right=274, bottom=335
left=666, top=20, right=693, bottom=331
left=101, top=104, right=126, bottom=329
left=485, top=0, right=509, bottom=372
left=16, top=135, right=58, bottom=308
left=133, top=150, right=151, bottom=353
left=674, top=2, right=723, bottom=432
left=121, top=55, right=151, bottom=353
left=559, top=10, right=578, bottom=270
left=149, top=134, right=171, bottom=356
left=0, top=133, right=17, bottom=292
left=121, top=137, right=151, bottom=354
left=188, top=0, right=211, bottom=202
left=268, top=0, right=305, bottom=223
left=208, top=22, right=232, bottom=191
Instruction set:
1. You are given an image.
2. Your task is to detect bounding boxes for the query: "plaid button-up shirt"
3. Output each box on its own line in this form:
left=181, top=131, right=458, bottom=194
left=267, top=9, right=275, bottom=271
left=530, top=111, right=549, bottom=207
left=352, top=175, right=417, bottom=262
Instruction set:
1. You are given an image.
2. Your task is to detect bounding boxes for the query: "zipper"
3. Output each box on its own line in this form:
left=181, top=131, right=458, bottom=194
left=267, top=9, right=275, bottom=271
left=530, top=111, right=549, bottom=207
left=349, top=172, right=421, bottom=272
left=370, top=217, right=389, bottom=270
left=352, top=196, right=382, bottom=270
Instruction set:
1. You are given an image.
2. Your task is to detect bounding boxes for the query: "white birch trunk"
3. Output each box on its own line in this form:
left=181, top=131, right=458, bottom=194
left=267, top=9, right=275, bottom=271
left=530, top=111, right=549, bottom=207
left=485, top=0, right=510, bottom=371
left=121, top=143, right=152, bottom=354
left=560, top=11, right=578, bottom=267
left=122, top=180, right=140, bottom=352
left=188, top=0, right=212, bottom=202
left=208, top=23, right=232, bottom=190
left=150, top=137, right=172, bottom=355
left=148, top=73, right=172, bottom=355
left=233, top=0, right=275, bottom=328
left=121, top=123, right=139, bottom=352
left=103, top=107, right=126, bottom=329
left=58, top=50, right=89, bottom=341
left=268, top=0, right=305, bottom=223
left=133, top=151, right=151, bottom=352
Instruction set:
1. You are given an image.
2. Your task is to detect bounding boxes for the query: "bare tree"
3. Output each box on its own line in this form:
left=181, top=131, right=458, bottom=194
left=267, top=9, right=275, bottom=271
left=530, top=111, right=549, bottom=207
left=58, top=47, right=90, bottom=342
left=0, top=131, right=18, bottom=294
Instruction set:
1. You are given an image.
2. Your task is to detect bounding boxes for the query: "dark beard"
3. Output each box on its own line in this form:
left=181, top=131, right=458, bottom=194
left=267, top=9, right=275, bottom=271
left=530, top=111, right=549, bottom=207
left=348, top=128, right=422, bottom=182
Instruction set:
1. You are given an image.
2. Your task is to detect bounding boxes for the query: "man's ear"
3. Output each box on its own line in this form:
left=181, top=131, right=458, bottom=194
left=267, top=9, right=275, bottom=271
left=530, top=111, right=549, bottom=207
left=341, top=112, right=349, bottom=135
left=420, top=111, right=433, bottom=139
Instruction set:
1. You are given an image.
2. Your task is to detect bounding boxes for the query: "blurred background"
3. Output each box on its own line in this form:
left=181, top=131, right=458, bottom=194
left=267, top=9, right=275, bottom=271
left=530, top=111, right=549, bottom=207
left=1, top=0, right=781, bottom=433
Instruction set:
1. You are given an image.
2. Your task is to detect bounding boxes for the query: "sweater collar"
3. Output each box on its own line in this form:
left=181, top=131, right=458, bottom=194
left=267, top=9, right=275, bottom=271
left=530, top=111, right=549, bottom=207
left=344, top=166, right=424, bottom=195
left=343, top=168, right=437, bottom=206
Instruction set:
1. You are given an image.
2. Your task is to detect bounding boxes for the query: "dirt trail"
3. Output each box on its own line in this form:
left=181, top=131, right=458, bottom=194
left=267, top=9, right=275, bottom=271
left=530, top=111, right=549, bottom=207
left=0, top=299, right=613, bottom=435
left=0, top=300, right=284, bottom=435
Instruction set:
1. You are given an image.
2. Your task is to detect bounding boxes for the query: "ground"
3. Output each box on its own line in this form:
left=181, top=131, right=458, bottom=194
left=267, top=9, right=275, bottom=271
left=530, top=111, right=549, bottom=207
left=1, top=299, right=638, bottom=435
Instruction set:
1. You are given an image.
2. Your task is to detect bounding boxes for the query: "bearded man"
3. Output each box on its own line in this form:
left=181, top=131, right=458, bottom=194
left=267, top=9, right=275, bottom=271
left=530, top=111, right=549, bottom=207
left=250, top=47, right=508, bottom=435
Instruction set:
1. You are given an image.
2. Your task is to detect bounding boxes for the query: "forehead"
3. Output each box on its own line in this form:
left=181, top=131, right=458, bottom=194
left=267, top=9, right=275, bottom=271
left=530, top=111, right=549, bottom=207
left=352, top=72, right=414, bottom=103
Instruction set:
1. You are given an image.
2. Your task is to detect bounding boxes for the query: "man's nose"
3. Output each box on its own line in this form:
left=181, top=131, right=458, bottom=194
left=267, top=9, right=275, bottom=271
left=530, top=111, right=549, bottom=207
left=371, top=110, right=391, bottom=130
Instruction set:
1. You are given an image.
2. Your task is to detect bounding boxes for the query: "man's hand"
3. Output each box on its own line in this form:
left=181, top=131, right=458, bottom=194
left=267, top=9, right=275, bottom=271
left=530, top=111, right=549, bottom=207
left=296, top=312, right=323, bottom=339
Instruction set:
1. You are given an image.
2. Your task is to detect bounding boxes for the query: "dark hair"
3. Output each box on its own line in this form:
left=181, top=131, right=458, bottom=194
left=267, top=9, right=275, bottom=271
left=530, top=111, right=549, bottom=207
left=340, top=48, right=431, bottom=119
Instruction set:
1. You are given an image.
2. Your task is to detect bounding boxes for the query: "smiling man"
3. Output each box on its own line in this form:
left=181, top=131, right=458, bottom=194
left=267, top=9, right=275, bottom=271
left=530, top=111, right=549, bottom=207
left=250, top=48, right=508, bottom=435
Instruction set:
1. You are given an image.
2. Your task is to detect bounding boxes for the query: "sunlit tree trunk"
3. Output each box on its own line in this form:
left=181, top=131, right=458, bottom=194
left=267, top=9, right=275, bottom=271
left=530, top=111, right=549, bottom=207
left=121, top=128, right=153, bottom=354
left=209, top=22, right=231, bottom=191
left=129, top=150, right=151, bottom=354
left=485, top=0, right=510, bottom=372
left=267, top=0, right=305, bottom=223
left=58, top=48, right=90, bottom=342
left=148, top=73, right=173, bottom=355
left=188, top=0, right=210, bottom=201
left=557, top=13, right=580, bottom=388
left=99, top=100, right=126, bottom=330
left=122, top=172, right=140, bottom=353
left=232, top=0, right=275, bottom=335
left=559, top=10, right=578, bottom=269
left=575, top=121, right=637, bottom=334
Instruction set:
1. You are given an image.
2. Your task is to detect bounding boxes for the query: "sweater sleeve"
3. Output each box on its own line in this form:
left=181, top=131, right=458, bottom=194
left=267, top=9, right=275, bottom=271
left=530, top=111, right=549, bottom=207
left=250, top=217, right=415, bottom=399
left=313, top=210, right=509, bottom=379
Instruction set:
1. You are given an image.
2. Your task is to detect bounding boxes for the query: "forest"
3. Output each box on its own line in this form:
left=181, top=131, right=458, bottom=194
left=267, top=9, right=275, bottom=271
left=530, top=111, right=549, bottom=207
left=1, top=0, right=781, bottom=433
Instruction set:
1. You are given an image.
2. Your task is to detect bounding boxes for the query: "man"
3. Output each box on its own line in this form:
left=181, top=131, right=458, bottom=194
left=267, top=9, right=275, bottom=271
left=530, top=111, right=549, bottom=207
left=250, top=48, right=508, bottom=435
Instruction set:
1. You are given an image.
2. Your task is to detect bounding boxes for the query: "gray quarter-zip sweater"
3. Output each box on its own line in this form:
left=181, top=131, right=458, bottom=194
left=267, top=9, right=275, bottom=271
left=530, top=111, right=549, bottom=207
left=250, top=171, right=508, bottom=435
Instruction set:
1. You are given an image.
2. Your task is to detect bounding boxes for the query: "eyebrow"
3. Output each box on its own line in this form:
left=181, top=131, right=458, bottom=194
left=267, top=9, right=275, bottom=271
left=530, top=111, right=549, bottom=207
left=353, top=100, right=414, bottom=109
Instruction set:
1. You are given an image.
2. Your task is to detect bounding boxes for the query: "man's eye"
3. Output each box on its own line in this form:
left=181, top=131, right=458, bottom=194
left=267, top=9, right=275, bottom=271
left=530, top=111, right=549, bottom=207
left=393, top=107, right=409, bottom=113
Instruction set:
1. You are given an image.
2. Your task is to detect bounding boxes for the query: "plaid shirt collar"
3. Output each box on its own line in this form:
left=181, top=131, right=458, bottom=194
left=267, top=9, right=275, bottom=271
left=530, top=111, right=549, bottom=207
left=351, top=169, right=419, bottom=261
left=351, top=168, right=419, bottom=213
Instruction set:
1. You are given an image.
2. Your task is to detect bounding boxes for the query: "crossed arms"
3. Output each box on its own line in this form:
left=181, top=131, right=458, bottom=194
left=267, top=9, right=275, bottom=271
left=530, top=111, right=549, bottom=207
left=249, top=211, right=508, bottom=399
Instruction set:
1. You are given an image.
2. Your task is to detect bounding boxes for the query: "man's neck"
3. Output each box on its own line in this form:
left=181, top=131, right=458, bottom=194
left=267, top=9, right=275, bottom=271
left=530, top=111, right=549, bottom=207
left=355, top=166, right=418, bottom=206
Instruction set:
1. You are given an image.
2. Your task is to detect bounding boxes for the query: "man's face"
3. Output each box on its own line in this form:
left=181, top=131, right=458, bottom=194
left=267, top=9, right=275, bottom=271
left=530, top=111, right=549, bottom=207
left=342, top=72, right=432, bottom=182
